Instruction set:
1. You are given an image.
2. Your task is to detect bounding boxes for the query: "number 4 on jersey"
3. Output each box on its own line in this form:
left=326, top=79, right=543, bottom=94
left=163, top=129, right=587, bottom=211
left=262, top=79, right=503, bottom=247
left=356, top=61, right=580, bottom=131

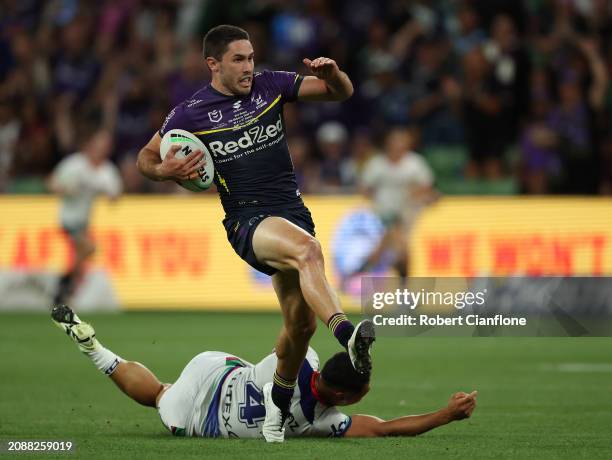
left=238, top=381, right=266, bottom=427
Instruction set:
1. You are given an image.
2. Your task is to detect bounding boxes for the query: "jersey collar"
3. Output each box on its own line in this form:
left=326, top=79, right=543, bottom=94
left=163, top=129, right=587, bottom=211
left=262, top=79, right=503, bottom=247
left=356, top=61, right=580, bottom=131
left=310, top=371, right=326, bottom=405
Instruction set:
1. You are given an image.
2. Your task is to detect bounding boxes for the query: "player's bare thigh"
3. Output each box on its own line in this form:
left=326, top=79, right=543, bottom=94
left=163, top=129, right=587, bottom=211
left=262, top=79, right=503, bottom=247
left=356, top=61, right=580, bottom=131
left=252, top=216, right=320, bottom=272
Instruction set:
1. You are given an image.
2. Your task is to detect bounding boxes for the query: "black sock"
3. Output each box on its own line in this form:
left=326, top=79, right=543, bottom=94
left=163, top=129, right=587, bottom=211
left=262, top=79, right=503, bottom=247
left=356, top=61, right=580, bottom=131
left=271, top=371, right=296, bottom=417
left=327, top=313, right=355, bottom=350
left=54, top=272, right=74, bottom=305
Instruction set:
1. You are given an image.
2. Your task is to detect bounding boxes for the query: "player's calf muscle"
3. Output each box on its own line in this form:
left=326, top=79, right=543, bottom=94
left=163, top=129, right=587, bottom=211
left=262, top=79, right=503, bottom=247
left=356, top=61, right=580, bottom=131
left=110, top=361, right=165, bottom=408
left=285, top=316, right=317, bottom=341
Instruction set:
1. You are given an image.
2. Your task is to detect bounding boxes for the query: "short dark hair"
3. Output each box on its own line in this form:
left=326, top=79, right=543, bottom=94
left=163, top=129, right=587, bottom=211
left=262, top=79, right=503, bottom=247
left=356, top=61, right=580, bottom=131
left=321, top=352, right=370, bottom=393
left=203, top=25, right=250, bottom=60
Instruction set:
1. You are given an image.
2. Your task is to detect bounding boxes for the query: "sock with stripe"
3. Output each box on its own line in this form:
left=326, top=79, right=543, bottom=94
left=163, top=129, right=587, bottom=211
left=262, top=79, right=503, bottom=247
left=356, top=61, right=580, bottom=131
left=271, top=371, right=296, bottom=416
left=75, top=332, right=123, bottom=376
left=327, top=313, right=355, bottom=349
left=86, top=344, right=123, bottom=376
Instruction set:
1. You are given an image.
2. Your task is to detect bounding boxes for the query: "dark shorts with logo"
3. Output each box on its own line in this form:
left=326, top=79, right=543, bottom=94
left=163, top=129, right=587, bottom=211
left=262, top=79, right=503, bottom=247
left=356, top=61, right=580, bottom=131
left=222, top=205, right=316, bottom=276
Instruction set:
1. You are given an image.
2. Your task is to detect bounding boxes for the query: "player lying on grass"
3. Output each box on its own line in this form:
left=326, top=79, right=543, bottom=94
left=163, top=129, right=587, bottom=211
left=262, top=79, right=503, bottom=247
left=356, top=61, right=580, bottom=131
left=52, top=305, right=477, bottom=439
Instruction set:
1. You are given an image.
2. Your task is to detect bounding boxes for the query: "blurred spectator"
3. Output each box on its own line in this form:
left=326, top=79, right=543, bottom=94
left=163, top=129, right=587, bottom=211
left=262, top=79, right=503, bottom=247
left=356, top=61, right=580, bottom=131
left=359, top=53, right=411, bottom=130
left=406, top=38, right=464, bottom=146
left=519, top=68, right=560, bottom=194
left=341, top=129, right=380, bottom=189
left=315, top=121, right=350, bottom=191
left=0, top=98, right=20, bottom=191
left=169, top=43, right=209, bottom=107
left=287, top=135, right=320, bottom=194
left=483, top=14, right=530, bottom=147
left=10, top=97, right=54, bottom=189
left=52, top=17, right=99, bottom=101
left=459, top=47, right=507, bottom=179
left=111, top=71, right=155, bottom=158
left=600, top=137, right=612, bottom=194
left=450, top=3, right=486, bottom=56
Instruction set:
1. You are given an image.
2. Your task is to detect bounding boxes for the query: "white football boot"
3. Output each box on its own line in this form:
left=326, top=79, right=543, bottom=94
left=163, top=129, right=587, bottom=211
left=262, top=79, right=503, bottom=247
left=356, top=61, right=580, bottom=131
left=347, top=319, right=376, bottom=374
left=51, top=304, right=98, bottom=352
left=262, top=382, right=286, bottom=443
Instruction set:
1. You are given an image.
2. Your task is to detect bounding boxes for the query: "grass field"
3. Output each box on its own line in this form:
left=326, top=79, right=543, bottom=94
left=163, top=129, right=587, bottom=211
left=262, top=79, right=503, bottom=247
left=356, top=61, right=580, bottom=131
left=1, top=311, right=611, bottom=459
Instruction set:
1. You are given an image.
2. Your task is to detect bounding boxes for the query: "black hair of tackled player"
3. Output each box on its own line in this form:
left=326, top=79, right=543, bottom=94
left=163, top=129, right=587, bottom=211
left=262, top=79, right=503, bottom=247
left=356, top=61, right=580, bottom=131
left=321, top=352, right=370, bottom=393
left=203, top=24, right=250, bottom=60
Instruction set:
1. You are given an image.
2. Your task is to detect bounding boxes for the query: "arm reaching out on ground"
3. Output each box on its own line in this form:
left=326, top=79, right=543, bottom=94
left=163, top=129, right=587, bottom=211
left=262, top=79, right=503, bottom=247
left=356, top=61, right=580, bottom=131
left=346, top=391, right=477, bottom=438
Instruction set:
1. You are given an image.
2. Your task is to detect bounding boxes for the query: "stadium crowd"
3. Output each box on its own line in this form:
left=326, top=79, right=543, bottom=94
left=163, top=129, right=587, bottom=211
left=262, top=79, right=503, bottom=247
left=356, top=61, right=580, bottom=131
left=1, top=0, right=611, bottom=195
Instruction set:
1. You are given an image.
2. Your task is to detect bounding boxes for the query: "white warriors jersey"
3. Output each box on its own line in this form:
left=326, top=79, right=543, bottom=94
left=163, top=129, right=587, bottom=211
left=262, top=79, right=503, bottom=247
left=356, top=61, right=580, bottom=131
left=158, top=348, right=352, bottom=439
left=51, top=153, right=122, bottom=229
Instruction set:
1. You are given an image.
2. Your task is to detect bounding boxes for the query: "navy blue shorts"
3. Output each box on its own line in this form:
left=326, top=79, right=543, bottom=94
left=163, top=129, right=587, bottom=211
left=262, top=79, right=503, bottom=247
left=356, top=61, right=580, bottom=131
left=222, top=206, right=316, bottom=276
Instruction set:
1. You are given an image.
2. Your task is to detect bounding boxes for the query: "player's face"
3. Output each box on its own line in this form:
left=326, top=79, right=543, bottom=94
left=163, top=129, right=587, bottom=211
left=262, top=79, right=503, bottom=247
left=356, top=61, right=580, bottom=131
left=216, top=40, right=255, bottom=96
left=385, top=130, right=412, bottom=162
left=86, top=131, right=113, bottom=166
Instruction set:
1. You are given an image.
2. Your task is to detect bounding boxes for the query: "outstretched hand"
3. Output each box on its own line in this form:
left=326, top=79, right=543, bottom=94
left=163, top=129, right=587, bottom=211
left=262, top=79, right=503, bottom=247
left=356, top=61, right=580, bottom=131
left=303, top=57, right=339, bottom=81
left=159, top=145, right=205, bottom=181
left=447, top=390, right=478, bottom=420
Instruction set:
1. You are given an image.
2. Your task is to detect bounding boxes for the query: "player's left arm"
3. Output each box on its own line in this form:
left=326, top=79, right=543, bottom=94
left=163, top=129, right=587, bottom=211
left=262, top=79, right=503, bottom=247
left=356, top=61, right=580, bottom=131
left=409, top=156, right=439, bottom=205
left=298, top=57, right=353, bottom=102
left=411, top=184, right=441, bottom=205
left=345, top=391, right=477, bottom=437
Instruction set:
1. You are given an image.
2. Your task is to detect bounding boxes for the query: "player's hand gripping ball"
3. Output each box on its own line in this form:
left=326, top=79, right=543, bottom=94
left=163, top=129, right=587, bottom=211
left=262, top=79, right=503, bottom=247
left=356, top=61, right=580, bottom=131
left=160, top=129, right=215, bottom=192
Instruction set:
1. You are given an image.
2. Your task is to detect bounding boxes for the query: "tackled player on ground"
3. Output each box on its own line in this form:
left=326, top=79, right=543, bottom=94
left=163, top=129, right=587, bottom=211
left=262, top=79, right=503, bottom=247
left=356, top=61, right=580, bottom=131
left=52, top=305, right=477, bottom=440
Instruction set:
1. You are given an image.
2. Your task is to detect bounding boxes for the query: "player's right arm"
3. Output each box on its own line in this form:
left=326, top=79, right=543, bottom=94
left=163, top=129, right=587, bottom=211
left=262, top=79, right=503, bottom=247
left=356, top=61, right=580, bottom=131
left=47, top=156, right=80, bottom=197
left=345, top=391, right=477, bottom=438
left=136, top=132, right=204, bottom=182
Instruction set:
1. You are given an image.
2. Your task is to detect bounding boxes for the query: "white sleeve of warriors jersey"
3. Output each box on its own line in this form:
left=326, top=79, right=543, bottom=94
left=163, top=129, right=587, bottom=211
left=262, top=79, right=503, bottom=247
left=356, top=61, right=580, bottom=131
left=51, top=154, right=82, bottom=194
left=360, top=155, right=383, bottom=189
left=409, top=153, right=434, bottom=187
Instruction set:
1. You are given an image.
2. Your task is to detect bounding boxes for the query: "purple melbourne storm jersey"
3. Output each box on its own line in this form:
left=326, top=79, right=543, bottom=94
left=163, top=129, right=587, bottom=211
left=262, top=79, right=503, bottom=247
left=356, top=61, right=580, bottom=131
left=159, top=70, right=305, bottom=214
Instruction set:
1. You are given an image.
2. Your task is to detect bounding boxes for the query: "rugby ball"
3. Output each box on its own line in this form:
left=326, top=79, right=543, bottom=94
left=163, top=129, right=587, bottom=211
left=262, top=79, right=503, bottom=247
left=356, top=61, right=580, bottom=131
left=160, top=129, right=214, bottom=192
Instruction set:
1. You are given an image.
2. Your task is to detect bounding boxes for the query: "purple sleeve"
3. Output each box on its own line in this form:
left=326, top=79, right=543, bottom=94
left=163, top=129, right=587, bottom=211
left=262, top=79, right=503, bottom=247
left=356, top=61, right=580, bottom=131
left=159, top=104, right=195, bottom=137
left=266, top=70, right=304, bottom=103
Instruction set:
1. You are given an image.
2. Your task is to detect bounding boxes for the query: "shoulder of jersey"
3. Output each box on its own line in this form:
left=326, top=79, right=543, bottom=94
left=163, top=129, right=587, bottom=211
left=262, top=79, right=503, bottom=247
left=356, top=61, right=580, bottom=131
left=67, top=152, right=87, bottom=165
left=182, top=87, right=210, bottom=110
left=407, top=151, right=426, bottom=163
left=253, top=70, right=277, bottom=85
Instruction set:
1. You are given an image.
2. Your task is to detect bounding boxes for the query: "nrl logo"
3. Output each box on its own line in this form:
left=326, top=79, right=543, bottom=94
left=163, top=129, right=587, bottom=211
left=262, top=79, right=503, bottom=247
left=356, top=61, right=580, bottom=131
left=208, top=109, right=223, bottom=123
left=232, top=101, right=241, bottom=110
left=252, top=93, right=266, bottom=109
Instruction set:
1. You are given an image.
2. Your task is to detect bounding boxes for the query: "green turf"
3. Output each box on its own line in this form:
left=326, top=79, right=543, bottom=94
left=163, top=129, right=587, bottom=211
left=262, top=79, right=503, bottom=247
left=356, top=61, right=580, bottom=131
left=1, top=312, right=611, bottom=459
